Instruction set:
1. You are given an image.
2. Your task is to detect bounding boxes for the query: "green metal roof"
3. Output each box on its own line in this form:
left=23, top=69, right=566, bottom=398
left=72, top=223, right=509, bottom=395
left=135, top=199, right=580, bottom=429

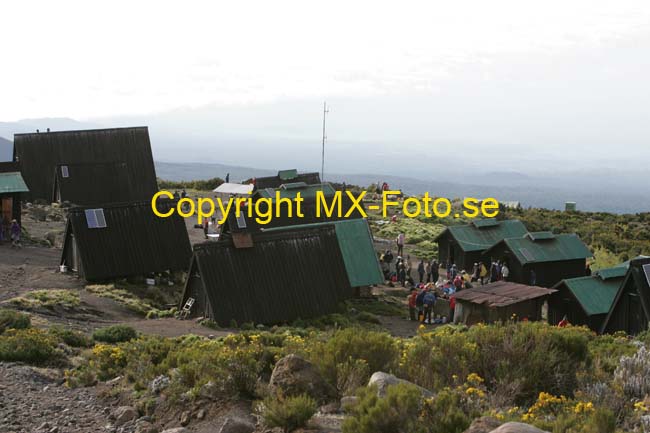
left=497, top=233, right=592, bottom=264
left=278, top=169, right=298, bottom=180
left=263, top=219, right=383, bottom=287
left=257, top=183, right=336, bottom=200
left=527, top=231, right=556, bottom=241
left=0, top=172, right=29, bottom=194
left=561, top=275, right=622, bottom=316
left=597, top=266, right=628, bottom=280
left=436, top=219, right=528, bottom=252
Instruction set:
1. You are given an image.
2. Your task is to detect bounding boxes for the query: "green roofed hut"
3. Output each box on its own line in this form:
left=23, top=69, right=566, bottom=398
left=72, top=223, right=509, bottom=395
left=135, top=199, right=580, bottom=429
left=251, top=169, right=321, bottom=191
left=181, top=219, right=384, bottom=325
left=434, top=219, right=528, bottom=271
left=601, top=257, right=650, bottom=335
left=485, top=232, right=592, bottom=288
left=0, top=162, right=29, bottom=230
left=548, top=262, right=630, bottom=332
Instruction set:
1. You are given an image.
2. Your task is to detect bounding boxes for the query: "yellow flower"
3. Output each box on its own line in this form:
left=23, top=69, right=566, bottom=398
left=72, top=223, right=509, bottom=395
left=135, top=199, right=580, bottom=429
left=466, top=373, right=484, bottom=384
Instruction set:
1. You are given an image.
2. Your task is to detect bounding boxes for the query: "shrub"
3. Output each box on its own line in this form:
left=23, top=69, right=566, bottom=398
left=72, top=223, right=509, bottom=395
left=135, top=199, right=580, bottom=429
left=0, top=328, right=59, bottom=364
left=421, top=387, right=472, bottom=433
left=49, top=326, right=93, bottom=347
left=0, top=309, right=31, bottom=333
left=342, top=383, right=426, bottom=433
left=309, top=328, right=400, bottom=394
left=400, top=322, right=591, bottom=405
left=92, top=325, right=138, bottom=343
left=261, top=393, right=317, bottom=433
left=8, top=289, right=80, bottom=310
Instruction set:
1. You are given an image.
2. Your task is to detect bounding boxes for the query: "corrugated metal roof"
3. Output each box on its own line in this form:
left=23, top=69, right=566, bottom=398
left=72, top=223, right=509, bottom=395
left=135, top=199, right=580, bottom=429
left=0, top=172, right=29, bottom=194
left=560, top=275, right=621, bottom=316
left=254, top=170, right=321, bottom=190
left=256, top=182, right=335, bottom=200
left=14, top=127, right=158, bottom=201
left=264, top=219, right=384, bottom=287
left=526, top=231, right=556, bottom=241
left=454, top=281, right=556, bottom=307
left=597, top=265, right=629, bottom=280
left=61, top=200, right=191, bottom=281
left=53, top=162, right=152, bottom=205
left=494, top=233, right=592, bottom=264
left=435, top=219, right=528, bottom=252
left=278, top=169, right=298, bottom=180
left=182, top=225, right=353, bottom=325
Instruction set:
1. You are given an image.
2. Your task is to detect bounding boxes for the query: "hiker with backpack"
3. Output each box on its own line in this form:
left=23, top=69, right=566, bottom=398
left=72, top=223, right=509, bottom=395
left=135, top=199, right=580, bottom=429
left=415, top=285, right=427, bottom=321
left=423, top=289, right=437, bottom=324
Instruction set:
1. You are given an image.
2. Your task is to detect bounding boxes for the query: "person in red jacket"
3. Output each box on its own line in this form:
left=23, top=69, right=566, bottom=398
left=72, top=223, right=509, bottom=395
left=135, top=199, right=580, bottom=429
left=408, top=288, right=417, bottom=321
left=558, top=315, right=570, bottom=328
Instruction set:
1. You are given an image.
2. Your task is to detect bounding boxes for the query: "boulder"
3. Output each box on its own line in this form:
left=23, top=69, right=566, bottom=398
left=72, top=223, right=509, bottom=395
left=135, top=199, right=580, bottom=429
left=113, top=406, right=138, bottom=426
left=464, top=417, right=502, bottom=433
left=269, top=354, right=336, bottom=402
left=367, top=372, right=433, bottom=398
left=150, top=375, right=170, bottom=394
left=161, top=429, right=188, bottom=433
left=218, top=417, right=255, bottom=433
left=489, top=422, right=550, bottom=433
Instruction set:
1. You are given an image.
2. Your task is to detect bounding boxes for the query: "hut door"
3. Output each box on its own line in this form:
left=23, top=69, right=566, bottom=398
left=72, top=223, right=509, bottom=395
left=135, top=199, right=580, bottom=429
left=627, top=293, right=644, bottom=335
left=70, top=235, right=80, bottom=272
left=2, top=197, right=12, bottom=223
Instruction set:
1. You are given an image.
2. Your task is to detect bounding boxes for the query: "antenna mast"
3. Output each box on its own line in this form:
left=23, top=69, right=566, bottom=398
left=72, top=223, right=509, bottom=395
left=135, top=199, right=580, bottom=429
left=321, top=101, right=329, bottom=181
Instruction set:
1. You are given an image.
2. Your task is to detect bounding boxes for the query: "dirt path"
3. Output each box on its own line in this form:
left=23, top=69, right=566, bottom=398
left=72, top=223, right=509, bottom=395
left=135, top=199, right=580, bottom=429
left=0, top=363, right=110, bottom=433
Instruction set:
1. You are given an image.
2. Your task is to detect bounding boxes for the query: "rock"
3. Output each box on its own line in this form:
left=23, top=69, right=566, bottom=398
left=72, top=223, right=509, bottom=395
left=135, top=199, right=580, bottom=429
left=135, top=421, right=158, bottom=433
left=161, top=429, right=188, bottom=433
left=269, top=354, right=336, bottom=402
left=180, top=411, right=191, bottom=426
left=367, top=372, right=433, bottom=398
left=319, top=402, right=340, bottom=414
left=218, top=417, right=255, bottom=433
left=340, top=396, right=359, bottom=412
left=198, top=381, right=221, bottom=401
left=150, top=375, right=170, bottom=394
left=464, top=417, right=502, bottom=433
left=489, top=422, right=550, bottom=433
left=196, top=409, right=206, bottom=420
left=113, top=406, right=138, bottom=426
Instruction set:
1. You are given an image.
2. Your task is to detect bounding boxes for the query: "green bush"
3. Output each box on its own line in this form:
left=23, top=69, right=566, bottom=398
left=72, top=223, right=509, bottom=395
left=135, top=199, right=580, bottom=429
left=261, top=393, right=317, bottom=433
left=157, top=177, right=224, bottom=191
left=342, top=383, right=426, bottom=433
left=421, top=388, right=472, bottom=433
left=0, top=328, right=59, bottom=364
left=92, top=325, right=138, bottom=343
left=49, top=326, right=93, bottom=347
left=401, top=322, right=591, bottom=405
left=310, top=328, right=400, bottom=394
left=0, top=309, right=31, bottom=333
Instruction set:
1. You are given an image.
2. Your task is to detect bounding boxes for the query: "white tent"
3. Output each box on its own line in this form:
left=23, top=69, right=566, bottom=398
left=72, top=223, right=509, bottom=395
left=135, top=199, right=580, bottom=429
left=212, top=183, right=253, bottom=196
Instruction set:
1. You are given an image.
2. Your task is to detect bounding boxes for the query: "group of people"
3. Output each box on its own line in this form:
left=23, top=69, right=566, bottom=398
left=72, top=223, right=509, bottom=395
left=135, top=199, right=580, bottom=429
left=1, top=217, right=22, bottom=248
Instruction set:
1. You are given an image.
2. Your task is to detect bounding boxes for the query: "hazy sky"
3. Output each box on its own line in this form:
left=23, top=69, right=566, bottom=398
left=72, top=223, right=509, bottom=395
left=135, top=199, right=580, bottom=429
left=3, top=1, right=649, bottom=118
left=3, top=0, right=650, bottom=173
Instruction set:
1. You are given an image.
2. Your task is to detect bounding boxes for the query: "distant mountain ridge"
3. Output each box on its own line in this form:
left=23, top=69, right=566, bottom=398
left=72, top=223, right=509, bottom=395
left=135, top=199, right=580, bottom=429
left=0, top=136, right=12, bottom=161
left=154, top=161, right=650, bottom=214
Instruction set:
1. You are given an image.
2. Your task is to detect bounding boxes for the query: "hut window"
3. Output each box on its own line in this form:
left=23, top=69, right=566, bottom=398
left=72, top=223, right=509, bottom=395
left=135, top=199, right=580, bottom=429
left=85, top=209, right=107, bottom=229
left=643, top=264, right=650, bottom=286
left=236, top=213, right=247, bottom=229
left=61, top=165, right=69, bottom=178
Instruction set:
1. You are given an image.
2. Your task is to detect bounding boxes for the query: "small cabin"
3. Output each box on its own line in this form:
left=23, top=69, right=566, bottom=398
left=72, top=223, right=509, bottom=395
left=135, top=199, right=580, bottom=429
left=434, top=219, right=528, bottom=271
left=251, top=169, right=321, bottom=191
left=601, top=257, right=650, bottom=335
left=453, top=281, right=556, bottom=325
left=548, top=264, right=627, bottom=332
left=60, top=200, right=191, bottom=281
left=485, top=232, right=592, bottom=288
left=0, top=162, right=29, bottom=230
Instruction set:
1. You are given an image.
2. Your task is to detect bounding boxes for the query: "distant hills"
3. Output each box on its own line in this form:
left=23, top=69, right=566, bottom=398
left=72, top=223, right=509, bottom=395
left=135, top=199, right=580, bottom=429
left=155, top=161, right=650, bottom=214
left=0, top=136, right=12, bottom=161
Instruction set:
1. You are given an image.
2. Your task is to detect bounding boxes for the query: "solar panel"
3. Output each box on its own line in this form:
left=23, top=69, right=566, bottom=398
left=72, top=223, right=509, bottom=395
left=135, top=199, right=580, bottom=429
left=94, top=209, right=107, bottom=228
left=85, top=209, right=107, bottom=229
left=236, top=214, right=247, bottom=229
left=61, top=165, right=69, bottom=178
left=643, top=264, right=650, bottom=287
left=85, top=209, right=98, bottom=228
left=519, top=248, right=535, bottom=262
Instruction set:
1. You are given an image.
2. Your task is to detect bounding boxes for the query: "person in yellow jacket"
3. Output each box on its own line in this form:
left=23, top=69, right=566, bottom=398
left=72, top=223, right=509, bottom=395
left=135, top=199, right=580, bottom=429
left=479, top=262, right=488, bottom=285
